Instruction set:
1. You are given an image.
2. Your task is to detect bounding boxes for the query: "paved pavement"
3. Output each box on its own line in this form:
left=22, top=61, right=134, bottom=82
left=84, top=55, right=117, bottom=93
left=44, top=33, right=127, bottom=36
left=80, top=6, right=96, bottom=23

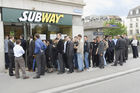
left=63, top=71, right=140, bottom=93
left=0, top=54, right=140, bottom=93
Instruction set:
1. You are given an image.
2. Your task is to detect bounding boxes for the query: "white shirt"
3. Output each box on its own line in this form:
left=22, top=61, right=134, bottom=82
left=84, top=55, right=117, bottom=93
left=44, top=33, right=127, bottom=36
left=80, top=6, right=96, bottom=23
left=132, top=40, right=138, bottom=46
left=64, top=41, right=67, bottom=53
left=13, top=45, right=25, bottom=57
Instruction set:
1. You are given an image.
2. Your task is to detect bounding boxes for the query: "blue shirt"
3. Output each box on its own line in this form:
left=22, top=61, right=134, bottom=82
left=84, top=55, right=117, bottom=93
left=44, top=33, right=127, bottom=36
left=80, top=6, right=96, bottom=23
left=4, top=39, right=9, bottom=53
left=34, top=39, right=47, bottom=54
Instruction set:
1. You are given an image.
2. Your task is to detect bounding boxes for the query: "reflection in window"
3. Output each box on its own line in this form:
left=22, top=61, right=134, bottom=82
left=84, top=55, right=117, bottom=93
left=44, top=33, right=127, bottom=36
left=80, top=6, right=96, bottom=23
left=31, top=23, right=72, bottom=40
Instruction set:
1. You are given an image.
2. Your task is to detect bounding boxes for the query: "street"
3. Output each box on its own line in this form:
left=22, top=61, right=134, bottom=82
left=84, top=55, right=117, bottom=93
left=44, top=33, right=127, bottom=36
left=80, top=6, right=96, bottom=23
left=64, top=71, right=140, bottom=93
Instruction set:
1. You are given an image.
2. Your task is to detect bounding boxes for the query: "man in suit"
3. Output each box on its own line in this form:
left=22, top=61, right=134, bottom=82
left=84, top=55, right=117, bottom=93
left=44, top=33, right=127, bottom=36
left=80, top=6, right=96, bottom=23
left=57, top=33, right=65, bottom=74
left=106, top=36, right=115, bottom=63
left=63, top=36, right=69, bottom=69
left=4, top=35, right=9, bottom=69
left=8, top=36, right=15, bottom=76
left=66, top=36, right=74, bottom=74
left=123, top=34, right=130, bottom=60
left=20, top=35, right=26, bottom=60
left=96, top=36, right=104, bottom=69
left=27, top=36, right=35, bottom=71
left=113, top=35, right=125, bottom=66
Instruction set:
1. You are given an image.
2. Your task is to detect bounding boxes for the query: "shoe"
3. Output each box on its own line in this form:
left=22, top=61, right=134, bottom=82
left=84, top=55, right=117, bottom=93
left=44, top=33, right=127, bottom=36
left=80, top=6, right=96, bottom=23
left=40, top=73, right=45, bottom=76
left=111, top=64, right=117, bottom=66
left=57, top=72, right=64, bottom=75
left=67, top=71, right=73, bottom=74
left=9, top=74, right=14, bottom=76
left=100, top=67, right=104, bottom=69
left=33, top=76, right=40, bottom=79
left=23, top=76, right=29, bottom=79
left=77, top=70, right=83, bottom=72
left=16, top=76, right=20, bottom=79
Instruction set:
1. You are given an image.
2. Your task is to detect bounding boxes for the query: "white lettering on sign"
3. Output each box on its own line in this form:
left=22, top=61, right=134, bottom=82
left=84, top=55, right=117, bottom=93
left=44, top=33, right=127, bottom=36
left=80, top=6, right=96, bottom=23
left=28, top=12, right=36, bottom=22
left=19, top=11, right=29, bottom=21
left=18, top=11, right=64, bottom=23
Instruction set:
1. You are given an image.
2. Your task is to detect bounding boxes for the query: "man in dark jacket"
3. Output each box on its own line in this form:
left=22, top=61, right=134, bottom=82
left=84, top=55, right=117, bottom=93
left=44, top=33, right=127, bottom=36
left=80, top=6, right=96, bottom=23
left=96, top=36, right=104, bottom=69
left=113, top=35, right=125, bottom=66
left=57, top=33, right=65, bottom=74
left=8, top=36, right=15, bottom=76
left=27, top=36, right=35, bottom=71
left=20, top=35, right=26, bottom=60
left=66, top=36, right=74, bottom=73
left=106, top=36, right=115, bottom=63
left=91, top=38, right=99, bottom=67
left=123, top=34, right=130, bottom=60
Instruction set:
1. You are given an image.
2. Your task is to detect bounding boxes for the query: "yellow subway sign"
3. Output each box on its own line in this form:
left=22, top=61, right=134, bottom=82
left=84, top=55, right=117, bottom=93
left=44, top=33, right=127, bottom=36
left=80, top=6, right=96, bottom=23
left=2, top=8, right=72, bottom=25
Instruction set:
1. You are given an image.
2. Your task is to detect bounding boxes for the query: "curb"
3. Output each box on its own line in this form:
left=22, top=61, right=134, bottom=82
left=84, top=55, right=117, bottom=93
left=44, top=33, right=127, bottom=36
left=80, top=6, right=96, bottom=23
left=38, top=67, right=140, bottom=93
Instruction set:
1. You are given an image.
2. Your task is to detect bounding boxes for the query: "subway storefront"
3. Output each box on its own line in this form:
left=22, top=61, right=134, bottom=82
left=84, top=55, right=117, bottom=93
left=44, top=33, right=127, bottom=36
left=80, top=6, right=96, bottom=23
left=2, top=8, right=73, bottom=40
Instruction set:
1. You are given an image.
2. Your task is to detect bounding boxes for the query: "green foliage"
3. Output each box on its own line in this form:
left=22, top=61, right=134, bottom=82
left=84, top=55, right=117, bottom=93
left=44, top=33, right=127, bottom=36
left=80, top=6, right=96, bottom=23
left=103, top=19, right=127, bottom=36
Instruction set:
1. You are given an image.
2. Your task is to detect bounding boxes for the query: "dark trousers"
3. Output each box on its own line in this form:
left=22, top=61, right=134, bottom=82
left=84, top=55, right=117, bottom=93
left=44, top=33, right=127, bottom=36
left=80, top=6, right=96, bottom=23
left=114, top=49, right=123, bottom=65
left=132, top=46, right=138, bottom=58
left=36, top=52, right=46, bottom=77
left=88, top=53, right=91, bottom=67
left=98, top=54, right=104, bottom=68
left=58, top=53, right=65, bottom=73
left=125, top=47, right=129, bottom=60
left=106, top=49, right=114, bottom=63
left=67, top=55, right=74, bottom=72
left=122, top=49, right=126, bottom=62
left=8, top=53, right=15, bottom=76
left=27, top=55, right=33, bottom=70
left=5, top=53, right=9, bottom=69
left=73, top=53, right=78, bottom=69
left=92, top=54, right=99, bottom=67
left=63, top=53, right=69, bottom=68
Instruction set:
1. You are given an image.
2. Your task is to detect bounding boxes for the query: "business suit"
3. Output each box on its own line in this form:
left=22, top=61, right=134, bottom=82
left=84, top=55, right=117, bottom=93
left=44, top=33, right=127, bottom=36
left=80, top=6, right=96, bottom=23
left=124, top=38, right=130, bottom=60
left=8, top=40, right=15, bottom=76
left=27, top=39, right=35, bottom=71
left=20, top=39, right=27, bottom=61
left=106, top=40, right=115, bottom=63
left=114, top=38, right=125, bottom=66
left=63, top=41, right=69, bottom=69
left=66, top=41, right=74, bottom=73
left=97, top=41, right=104, bottom=68
left=122, top=38, right=126, bottom=62
left=57, top=39, right=65, bottom=73
left=47, top=44, right=54, bottom=68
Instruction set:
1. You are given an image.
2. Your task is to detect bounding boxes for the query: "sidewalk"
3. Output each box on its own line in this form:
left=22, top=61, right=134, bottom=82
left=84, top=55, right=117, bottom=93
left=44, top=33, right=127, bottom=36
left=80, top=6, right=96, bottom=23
left=0, top=54, right=140, bottom=93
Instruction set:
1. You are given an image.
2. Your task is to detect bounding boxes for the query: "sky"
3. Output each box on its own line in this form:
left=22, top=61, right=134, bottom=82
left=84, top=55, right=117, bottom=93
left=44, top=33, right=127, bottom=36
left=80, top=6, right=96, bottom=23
left=83, top=0, right=140, bottom=17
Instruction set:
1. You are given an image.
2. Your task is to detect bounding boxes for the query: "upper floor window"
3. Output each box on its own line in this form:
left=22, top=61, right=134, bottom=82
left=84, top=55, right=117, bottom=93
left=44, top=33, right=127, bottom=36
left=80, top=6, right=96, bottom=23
left=130, top=24, right=133, bottom=28
left=136, top=18, right=139, bottom=21
left=136, top=23, right=139, bottom=27
left=136, top=9, right=139, bottom=14
left=136, top=29, right=139, bottom=34
left=130, top=30, right=133, bottom=34
left=130, top=11, right=133, bottom=15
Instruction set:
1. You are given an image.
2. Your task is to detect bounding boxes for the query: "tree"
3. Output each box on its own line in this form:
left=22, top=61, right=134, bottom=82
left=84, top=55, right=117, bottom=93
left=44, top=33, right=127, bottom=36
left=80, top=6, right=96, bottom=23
left=103, top=19, right=127, bottom=36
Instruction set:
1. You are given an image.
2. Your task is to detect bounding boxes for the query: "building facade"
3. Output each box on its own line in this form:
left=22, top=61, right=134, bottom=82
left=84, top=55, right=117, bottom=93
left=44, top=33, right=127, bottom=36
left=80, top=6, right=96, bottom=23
left=83, top=15, right=121, bottom=42
left=126, top=6, right=140, bottom=37
left=0, top=0, right=85, bottom=72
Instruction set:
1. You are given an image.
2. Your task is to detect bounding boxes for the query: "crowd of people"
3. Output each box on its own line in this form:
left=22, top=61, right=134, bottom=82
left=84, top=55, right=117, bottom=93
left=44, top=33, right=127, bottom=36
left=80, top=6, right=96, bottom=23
left=4, top=33, right=139, bottom=79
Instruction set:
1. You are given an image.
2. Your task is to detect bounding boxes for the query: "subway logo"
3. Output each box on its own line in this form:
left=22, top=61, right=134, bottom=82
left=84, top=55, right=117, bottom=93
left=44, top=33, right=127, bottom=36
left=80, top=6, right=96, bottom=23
left=19, top=11, right=64, bottom=23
